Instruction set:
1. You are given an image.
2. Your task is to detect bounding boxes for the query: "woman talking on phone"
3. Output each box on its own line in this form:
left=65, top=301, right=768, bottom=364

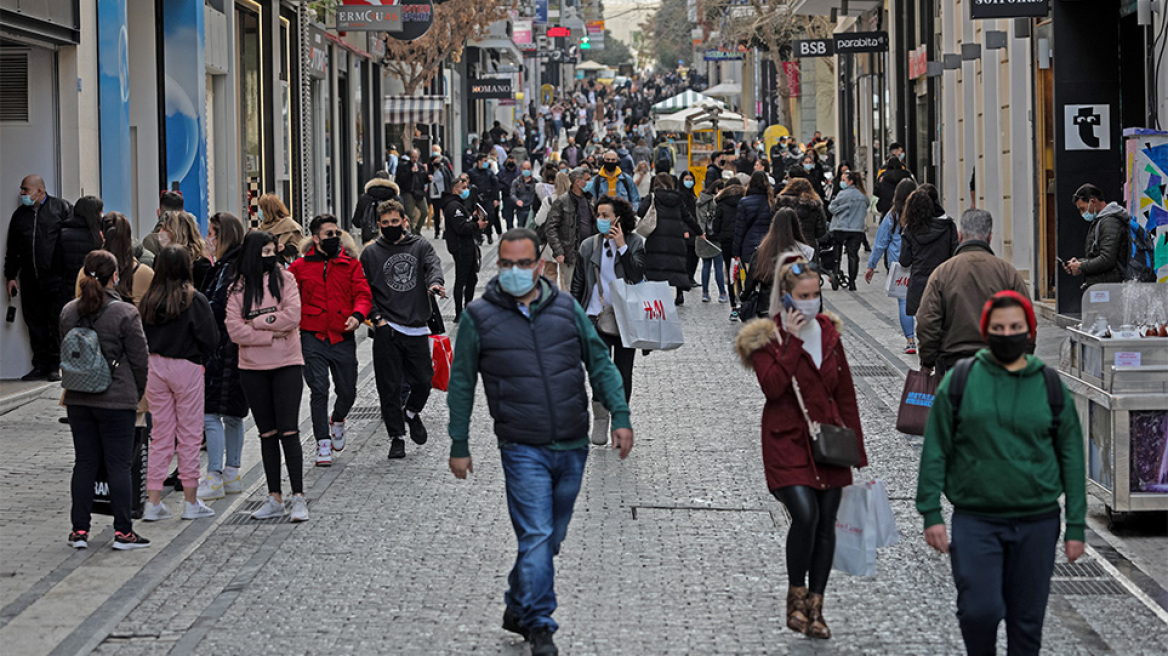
left=735, top=252, right=866, bottom=640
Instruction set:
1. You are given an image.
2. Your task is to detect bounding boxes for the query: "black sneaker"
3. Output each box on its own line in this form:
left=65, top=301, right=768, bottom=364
left=113, top=530, right=151, bottom=550
left=68, top=530, right=89, bottom=549
left=502, top=607, right=528, bottom=639
left=528, top=628, right=558, bottom=656
left=406, top=413, right=428, bottom=445
left=164, top=469, right=183, bottom=491
left=46, top=370, right=61, bottom=382
left=387, top=437, right=406, bottom=459
left=20, top=368, right=46, bottom=382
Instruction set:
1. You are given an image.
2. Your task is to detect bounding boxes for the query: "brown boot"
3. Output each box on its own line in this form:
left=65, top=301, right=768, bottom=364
left=785, top=586, right=810, bottom=633
left=805, top=592, right=831, bottom=639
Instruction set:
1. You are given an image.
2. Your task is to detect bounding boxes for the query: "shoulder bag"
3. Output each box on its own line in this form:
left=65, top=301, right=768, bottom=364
left=634, top=195, right=658, bottom=238
left=593, top=259, right=620, bottom=337
left=774, top=326, right=862, bottom=468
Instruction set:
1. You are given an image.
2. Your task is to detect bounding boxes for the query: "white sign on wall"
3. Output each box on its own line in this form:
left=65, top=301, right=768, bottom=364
left=1064, top=104, right=1111, bottom=151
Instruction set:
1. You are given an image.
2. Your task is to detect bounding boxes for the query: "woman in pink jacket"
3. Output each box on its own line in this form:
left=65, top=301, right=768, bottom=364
left=225, top=231, right=308, bottom=522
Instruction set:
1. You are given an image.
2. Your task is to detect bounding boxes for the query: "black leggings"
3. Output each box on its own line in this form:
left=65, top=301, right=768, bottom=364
left=240, top=366, right=304, bottom=495
left=773, top=486, right=843, bottom=594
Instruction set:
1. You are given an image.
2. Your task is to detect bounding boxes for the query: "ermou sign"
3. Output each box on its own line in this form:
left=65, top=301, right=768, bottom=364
left=335, top=1, right=434, bottom=41
left=970, top=0, right=1048, bottom=20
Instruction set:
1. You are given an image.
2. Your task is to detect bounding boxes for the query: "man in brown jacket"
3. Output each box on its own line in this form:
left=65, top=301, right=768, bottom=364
left=916, top=209, right=1030, bottom=375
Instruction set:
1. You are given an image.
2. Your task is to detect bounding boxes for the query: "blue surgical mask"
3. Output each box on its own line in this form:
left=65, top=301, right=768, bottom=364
left=459, top=188, right=470, bottom=200
left=803, top=164, right=814, bottom=171
left=840, top=181, right=849, bottom=189
left=1082, top=211, right=1096, bottom=222
left=258, top=209, right=264, bottom=222
left=522, top=169, right=532, bottom=178
left=683, top=179, right=695, bottom=189
left=498, top=266, right=537, bottom=297
left=19, top=195, right=33, bottom=206
left=597, top=219, right=612, bottom=235
left=481, top=162, right=490, bottom=169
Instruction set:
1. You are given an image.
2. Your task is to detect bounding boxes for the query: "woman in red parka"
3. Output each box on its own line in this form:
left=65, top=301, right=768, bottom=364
left=735, top=251, right=867, bottom=640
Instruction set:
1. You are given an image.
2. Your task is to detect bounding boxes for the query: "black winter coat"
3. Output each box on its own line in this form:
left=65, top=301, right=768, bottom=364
left=201, top=245, right=248, bottom=418
left=900, top=217, right=958, bottom=316
left=638, top=189, right=700, bottom=288
left=773, top=194, right=827, bottom=245
left=732, top=191, right=773, bottom=263
left=353, top=178, right=401, bottom=243
left=55, top=214, right=101, bottom=306
left=442, top=193, right=480, bottom=258
left=874, top=168, right=912, bottom=215
left=4, top=194, right=72, bottom=282
left=712, top=186, right=743, bottom=246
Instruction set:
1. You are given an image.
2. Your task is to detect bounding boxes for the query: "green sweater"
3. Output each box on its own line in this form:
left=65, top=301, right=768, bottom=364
left=915, top=351, right=1087, bottom=542
left=446, top=282, right=632, bottom=459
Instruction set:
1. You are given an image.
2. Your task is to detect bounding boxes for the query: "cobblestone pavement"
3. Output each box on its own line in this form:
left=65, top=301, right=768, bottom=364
left=2, top=235, right=1167, bottom=655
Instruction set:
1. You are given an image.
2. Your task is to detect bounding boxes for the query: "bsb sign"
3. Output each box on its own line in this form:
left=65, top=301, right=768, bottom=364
left=791, top=39, right=834, bottom=58
left=970, top=0, right=1048, bottom=20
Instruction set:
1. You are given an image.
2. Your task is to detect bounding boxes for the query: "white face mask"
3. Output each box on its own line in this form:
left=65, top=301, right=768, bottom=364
left=791, top=297, right=821, bottom=319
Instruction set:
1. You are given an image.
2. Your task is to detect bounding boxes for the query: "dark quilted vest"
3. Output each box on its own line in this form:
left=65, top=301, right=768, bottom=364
left=465, top=279, right=590, bottom=445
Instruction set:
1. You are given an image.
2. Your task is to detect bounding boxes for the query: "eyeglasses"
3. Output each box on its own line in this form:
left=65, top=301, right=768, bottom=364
left=497, top=259, right=538, bottom=270
left=319, top=230, right=342, bottom=238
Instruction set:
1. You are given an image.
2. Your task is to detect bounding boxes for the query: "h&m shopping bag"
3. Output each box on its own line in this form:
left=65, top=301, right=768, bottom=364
left=431, top=335, right=453, bottom=391
left=895, top=369, right=939, bottom=436
left=609, top=280, right=684, bottom=350
left=884, top=261, right=910, bottom=299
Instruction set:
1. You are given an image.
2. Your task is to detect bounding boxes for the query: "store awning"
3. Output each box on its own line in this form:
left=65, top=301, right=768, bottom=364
left=384, top=96, right=446, bottom=125
left=470, top=37, right=524, bottom=65
left=651, top=90, right=724, bottom=114
left=704, top=82, right=742, bottom=97
left=788, top=0, right=881, bottom=15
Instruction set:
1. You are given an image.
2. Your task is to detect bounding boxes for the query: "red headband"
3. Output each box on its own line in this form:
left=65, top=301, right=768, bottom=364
left=980, top=290, right=1037, bottom=340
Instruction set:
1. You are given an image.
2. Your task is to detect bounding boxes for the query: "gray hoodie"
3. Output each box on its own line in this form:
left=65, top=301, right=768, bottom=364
left=359, top=233, right=444, bottom=328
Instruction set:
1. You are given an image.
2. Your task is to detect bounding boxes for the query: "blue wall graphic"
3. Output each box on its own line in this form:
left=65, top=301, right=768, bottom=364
left=97, top=0, right=132, bottom=215
left=162, top=0, right=208, bottom=230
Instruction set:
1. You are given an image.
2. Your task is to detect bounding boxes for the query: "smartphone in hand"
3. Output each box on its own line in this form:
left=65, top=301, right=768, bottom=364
left=781, top=293, right=797, bottom=313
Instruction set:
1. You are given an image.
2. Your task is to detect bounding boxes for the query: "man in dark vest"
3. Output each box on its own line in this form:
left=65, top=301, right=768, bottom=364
left=446, top=228, right=634, bottom=656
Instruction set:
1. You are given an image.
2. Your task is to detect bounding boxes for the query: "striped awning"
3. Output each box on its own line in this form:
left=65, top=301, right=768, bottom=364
left=384, top=95, right=446, bottom=125
left=651, top=90, right=725, bottom=114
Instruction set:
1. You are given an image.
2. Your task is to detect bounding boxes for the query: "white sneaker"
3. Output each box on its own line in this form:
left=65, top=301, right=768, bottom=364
left=289, top=495, right=309, bottom=523
left=142, top=501, right=172, bottom=522
left=182, top=499, right=216, bottom=520
left=330, top=420, right=346, bottom=452
left=590, top=401, right=610, bottom=446
left=222, top=467, right=242, bottom=494
left=197, top=471, right=225, bottom=500
left=251, top=495, right=286, bottom=520
left=316, top=439, right=333, bottom=467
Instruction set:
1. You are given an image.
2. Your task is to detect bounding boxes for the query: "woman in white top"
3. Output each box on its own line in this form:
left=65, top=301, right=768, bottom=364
left=633, top=161, right=652, bottom=198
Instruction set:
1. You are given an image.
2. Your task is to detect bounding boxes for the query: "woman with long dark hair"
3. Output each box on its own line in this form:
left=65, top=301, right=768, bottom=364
left=58, top=196, right=104, bottom=306
left=865, top=178, right=919, bottom=353
left=139, top=246, right=218, bottom=521
left=225, top=231, right=308, bottom=522
left=735, top=253, right=866, bottom=640
left=739, top=208, right=814, bottom=320
left=638, top=173, right=701, bottom=305
left=198, top=212, right=249, bottom=500
left=899, top=183, right=957, bottom=316
left=98, top=212, right=154, bottom=307
left=61, top=250, right=152, bottom=550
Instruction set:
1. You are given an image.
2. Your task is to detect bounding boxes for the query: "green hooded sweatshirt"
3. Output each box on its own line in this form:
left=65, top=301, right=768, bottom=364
left=916, top=350, right=1087, bottom=542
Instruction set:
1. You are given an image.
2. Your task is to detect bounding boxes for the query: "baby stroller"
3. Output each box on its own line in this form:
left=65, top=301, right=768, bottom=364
left=817, top=234, right=851, bottom=290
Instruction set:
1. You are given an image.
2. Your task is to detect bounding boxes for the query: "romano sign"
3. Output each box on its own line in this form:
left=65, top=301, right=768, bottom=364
left=469, top=78, right=513, bottom=100
left=833, top=31, right=889, bottom=54
left=970, top=0, right=1048, bottom=20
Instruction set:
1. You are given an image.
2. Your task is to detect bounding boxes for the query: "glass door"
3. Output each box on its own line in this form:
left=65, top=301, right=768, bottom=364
left=236, top=0, right=264, bottom=225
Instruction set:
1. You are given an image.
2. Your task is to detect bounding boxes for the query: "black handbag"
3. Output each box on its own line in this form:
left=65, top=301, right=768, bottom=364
left=775, top=327, right=862, bottom=468
left=427, top=293, right=446, bottom=335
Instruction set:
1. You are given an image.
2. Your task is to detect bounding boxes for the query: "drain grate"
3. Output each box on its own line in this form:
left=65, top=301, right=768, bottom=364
left=1050, top=579, right=1126, bottom=595
left=346, top=405, right=382, bottom=421
left=1053, top=562, right=1108, bottom=578
left=852, top=364, right=897, bottom=377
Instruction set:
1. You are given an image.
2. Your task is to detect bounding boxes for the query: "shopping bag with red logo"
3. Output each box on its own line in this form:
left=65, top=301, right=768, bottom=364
left=609, top=279, right=684, bottom=351
left=884, top=261, right=910, bottom=299
left=430, top=335, right=453, bottom=391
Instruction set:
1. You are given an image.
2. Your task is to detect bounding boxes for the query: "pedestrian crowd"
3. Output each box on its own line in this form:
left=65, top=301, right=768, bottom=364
left=3, top=73, right=1154, bottom=656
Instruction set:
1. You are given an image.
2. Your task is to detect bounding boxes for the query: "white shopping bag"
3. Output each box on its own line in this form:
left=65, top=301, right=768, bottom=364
left=833, top=484, right=878, bottom=576
left=866, top=479, right=900, bottom=548
left=609, top=280, right=684, bottom=351
left=884, top=262, right=909, bottom=299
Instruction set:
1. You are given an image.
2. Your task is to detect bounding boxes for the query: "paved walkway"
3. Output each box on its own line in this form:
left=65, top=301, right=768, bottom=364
left=2, top=234, right=1166, bottom=655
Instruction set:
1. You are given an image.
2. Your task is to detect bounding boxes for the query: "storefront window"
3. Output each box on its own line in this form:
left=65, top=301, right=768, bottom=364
left=237, top=3, right=262, bottom=220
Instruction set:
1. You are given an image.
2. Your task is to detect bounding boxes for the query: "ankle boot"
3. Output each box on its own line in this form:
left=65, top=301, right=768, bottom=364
left=785, top=586, right=810, bottom=633
left=805, top=592, right=831, bottom=639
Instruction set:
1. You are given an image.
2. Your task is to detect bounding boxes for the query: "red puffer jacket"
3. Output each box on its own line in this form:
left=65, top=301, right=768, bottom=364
left=288, top=248, right=373, bottom=344
left=735, top=314, right=867, bottom=492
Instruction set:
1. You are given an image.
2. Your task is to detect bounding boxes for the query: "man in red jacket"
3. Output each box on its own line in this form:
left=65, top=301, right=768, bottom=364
left=289, top=215, right=373, bottom=466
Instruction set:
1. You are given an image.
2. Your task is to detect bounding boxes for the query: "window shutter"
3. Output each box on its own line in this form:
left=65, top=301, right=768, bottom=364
left=0, top=52, right=30, bottom=122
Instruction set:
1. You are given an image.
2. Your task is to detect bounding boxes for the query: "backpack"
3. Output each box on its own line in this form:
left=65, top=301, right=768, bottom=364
left=360, top=200, right=380, bottom=243
left=1125, top=219, right=1157, bottom=283
left=948, top=357, right=1064, bottom=440
left=60, top=301, right=119, bottom=394
left=655, top=145, right=672, bottom=165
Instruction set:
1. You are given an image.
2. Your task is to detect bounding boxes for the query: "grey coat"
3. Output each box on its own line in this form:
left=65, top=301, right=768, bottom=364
left=570, top=233, right=647, bottom=312
left=59, top=289, right=149, bottom=411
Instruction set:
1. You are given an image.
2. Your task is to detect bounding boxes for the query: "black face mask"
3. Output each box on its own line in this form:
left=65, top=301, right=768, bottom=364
left=381, top=224, right=405, bottom=242
left=987, top=333, right=1030, bottom=364
left=505, top=162, right=516, bottom=170
left=261, top=255, right=278, bottom=271
left=319, top=236, right=341, bottom=258
left=603, top=162, right=617, bottom=172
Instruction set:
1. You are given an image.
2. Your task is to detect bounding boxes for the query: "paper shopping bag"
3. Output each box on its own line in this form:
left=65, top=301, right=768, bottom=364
left=610, top=280, right=684, bottom=350
left=833, top=484, right=878, bottom=576
left=884, top=261, right=910, bottom=299
left=430, top=335, right=453, bottom=391
left=896, top=369, right=938, bottom=436
left=865, top=479, right=900, bottom=548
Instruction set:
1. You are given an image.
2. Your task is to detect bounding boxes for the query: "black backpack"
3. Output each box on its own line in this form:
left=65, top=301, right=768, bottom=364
left=655, top=145, right=672, bottom=165
left=948, top=357, right=1064, bottom=439
left=360, top=199, right=380, bottom=243
left=1125, top=218, right=1157, bottom=283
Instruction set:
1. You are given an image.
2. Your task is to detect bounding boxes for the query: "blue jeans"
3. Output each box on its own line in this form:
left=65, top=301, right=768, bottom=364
left=204, top=413, right=244, bottom=473
left=897, top=296, right=915, bottom=340
left=950, top=511, right=1060, bottom=656
left=701, top=254, right=726, bottom=295
left=500, top=443, right=589, bottom=633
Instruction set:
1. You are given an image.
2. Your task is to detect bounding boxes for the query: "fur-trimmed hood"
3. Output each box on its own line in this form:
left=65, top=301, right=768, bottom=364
left=298, top=229, right=360, bottom=258
left=774, top=194, right=824, bottom=213
left=735, top=313, right=844, bottom=369
left=716, top=185, right=745, bottom=202
left=364, top=177, right=400, bottom=195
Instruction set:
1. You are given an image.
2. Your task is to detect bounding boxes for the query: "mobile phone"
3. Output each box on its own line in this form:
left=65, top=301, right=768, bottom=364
left=5, top=306, right=15, bottom=323
left=1056, top=256, right=1067, bottom=267
left=781, top=293, right=797, bottom=313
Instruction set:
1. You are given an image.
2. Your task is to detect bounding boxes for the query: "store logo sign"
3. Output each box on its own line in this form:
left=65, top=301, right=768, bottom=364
left=334, top=1, right=433, bottom=41
left=469, top=78, right=513, bottom=100
left=1064, top=105, right=1111, bottom=151
left=833, top=31, right=889, bottom=54
left=792, top=39, right=834, bottom=58
left=971, top=0, right=1048, bottom=20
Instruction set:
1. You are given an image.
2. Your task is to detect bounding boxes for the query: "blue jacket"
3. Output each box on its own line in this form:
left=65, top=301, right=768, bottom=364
left=867, top=211, right=902, bottom=270
left=828, top=185, right=868, bottom=233
left=732, top=191, right=773, bottom=263
left=586, top=172, right=641, bottom=206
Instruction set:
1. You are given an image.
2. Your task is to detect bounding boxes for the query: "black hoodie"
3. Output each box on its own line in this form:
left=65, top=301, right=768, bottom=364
left=900, top=216, right=958, bottom=315
left=359, top=232, right=444, bottom=328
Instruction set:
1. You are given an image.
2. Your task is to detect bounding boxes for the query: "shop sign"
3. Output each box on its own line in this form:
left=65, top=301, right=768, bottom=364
left=782, top=61, right=800, bottom=97
left=704, top=49, right=745, bottom=62
left=535, top=0, right=548, bottom=25
left=335, top=1, right=433, bottom=41
left=908, top=45, right=928, bottom=80
left=309, top=28, right=328, bottom=80
left=791, top=39, right=834, bottom=58
left=1064, top=104, right=1111, bottom=151
left=469, top=78, right=513, bottom=99
left=513, top=19, right=533, bottom=45
left=970, top=0, right=1048, bottom=20
left=833, top=31, right=889, bottom=54
left=586, top=20, right=605, bottom=35
left=547, top=26, right=571, bottom=38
